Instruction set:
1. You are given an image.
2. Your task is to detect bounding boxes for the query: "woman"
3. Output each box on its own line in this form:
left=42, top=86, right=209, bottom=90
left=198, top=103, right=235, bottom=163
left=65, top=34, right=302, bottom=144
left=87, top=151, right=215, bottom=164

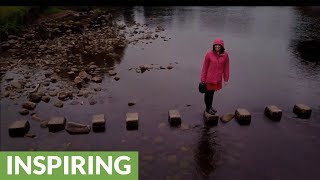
left=200, top=38, right=230, bottom=115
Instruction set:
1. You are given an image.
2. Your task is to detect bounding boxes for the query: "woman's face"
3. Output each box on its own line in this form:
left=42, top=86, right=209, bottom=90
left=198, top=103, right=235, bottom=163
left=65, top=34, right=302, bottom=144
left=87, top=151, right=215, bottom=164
left=214, top=44, right=221, bottom=52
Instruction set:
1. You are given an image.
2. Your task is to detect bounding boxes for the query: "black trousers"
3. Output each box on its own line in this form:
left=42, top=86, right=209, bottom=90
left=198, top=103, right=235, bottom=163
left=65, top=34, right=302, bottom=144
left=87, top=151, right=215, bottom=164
left=204, top=90, right=215, bottom=110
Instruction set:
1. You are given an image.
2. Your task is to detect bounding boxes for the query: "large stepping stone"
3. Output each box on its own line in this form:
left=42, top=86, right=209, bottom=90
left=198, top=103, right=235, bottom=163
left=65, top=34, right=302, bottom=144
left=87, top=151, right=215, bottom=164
left=168, top=110, right=181, bottom=126
left=65, top=122, right=91, bottom=135
left=235, top=108, right=251, bottom=125
left=47, top=116, right=66, bottom=132
left=203, top=111, right=219, bottom=126
left=293, top=104, right=312, bottom=119
left=126, top=113, right=139, bottom=130
left=92, top=114, right=106, bottom=132
left=265, top=105, right=282, bottom=121
left=8, top=120, right=30, bottom=137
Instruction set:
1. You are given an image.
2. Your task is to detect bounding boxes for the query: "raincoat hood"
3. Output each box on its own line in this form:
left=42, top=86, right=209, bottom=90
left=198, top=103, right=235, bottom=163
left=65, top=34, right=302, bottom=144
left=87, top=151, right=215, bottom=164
left=213, top=38, right=225, bottom=50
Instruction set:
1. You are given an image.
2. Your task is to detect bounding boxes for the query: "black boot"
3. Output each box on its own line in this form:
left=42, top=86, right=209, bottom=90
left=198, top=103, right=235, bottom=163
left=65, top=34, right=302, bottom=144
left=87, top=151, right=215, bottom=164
left=206, top=108, right=216, bottom=115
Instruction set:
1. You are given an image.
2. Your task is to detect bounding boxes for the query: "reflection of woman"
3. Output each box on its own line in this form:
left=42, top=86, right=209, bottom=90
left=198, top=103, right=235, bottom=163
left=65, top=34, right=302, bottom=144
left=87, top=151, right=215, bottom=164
left=194, top=127, right=219, bottom=177
left=200, top=38, right=230, bottom=115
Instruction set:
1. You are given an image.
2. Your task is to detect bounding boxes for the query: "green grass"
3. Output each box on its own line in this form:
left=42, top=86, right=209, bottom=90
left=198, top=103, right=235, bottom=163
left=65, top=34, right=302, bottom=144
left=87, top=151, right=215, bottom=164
left=0, top=6, right=30, bottom=34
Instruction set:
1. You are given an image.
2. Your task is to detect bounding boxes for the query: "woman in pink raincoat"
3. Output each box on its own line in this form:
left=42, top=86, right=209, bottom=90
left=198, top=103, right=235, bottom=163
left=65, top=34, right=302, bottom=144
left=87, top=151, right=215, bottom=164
left=200, top=38, right=230, bottom=115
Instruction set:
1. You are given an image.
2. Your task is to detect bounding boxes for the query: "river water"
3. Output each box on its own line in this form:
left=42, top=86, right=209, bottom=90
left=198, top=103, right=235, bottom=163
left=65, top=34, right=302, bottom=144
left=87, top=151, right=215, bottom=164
left=1, top=6, right=320, bottom=180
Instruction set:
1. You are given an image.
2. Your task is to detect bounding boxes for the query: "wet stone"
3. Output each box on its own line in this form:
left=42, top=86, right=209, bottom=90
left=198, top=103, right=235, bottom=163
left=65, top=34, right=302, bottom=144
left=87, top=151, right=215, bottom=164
left=79, top=71, right=89, bottom=79
left=265, top=105, right=282, bottom=121
left=108, top=70, right=117, bottom=76
left=8, top=120, right=30, bottom=137
left=126, top=112, right=139, bottom=130
left=49, top=91, right=57, bottom=97
left=41, top=96, right=50, bottom=103
left=220, top=113, right=235, bottom=123
left=293, top=104, right=312, bottom=119
left=54, top=100, right=64, bottom=108
left=19, top=108, right=29, bottom=115
left=70, top=100, right=79, bottom=105
left=65, top=122, right=91, bottom=135
left=58, top=92, right=69, bottom=101
left=42, top=81, right=50, bottom=86
left=92, top=114, right=106, bottom=132
left=235, top=108, right=251, bottom=125
left=168, top=110, right=181, bottom=126
left=22, top=101, right=37, bottom=110
left=47, top=117, right=66, bottom=132
left=167, top=65, right=173, bottom=69
left=74, top=76, right=83, bottom=84
left=203, top=111, right=219, bottom=126
left=91, top=76, right=102, bottom=83
left=28, top=93, right=42, bottom=103
left=128, top=101, right=136, bottom=106
left=89, top=98, right=97, bottom=105
left=114, top=76, right=120, bottom=81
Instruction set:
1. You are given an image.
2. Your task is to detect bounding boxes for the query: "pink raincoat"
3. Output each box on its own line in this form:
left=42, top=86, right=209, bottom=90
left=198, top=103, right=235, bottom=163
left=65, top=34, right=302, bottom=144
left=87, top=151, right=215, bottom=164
left=200, top=38, right=230, bottom=90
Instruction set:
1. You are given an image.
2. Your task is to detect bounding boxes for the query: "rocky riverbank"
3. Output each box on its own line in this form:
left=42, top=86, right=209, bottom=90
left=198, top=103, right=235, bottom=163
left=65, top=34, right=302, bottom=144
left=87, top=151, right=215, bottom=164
left=0, top=8, right=170, bottom=114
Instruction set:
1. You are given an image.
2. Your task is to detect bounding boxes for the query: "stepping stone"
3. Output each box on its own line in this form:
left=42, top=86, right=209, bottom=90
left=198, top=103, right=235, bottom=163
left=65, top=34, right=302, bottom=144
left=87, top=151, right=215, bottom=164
left=293, top=104, right=312, bottom=119
left=168, top=110, right=181, bottom=126
left=92, top=114, right=106, bottom=132
left=235, top=108, right=251, bottom=125
left=8, top=120, right=30, bottom=137
left=126, top=112, right=139, bottom=130
left=203, top=111, right=219, bottom=126
left=65, top=122, right=91, bottom=135
left=265, top=105, right=282, bottom=121
left=220, top=113, right=235, bottom=123
left=22, top=101, right=36, bottom=110
left=47, top=116, right=66, bottom=132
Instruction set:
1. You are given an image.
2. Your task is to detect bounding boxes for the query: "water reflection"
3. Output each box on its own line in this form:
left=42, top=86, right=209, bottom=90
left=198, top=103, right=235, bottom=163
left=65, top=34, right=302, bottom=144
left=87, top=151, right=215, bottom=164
left=142, top=7, right=174, bottom=27
left=289, top=7, right=320, bottom=78
left=194, top=126, right=220, bottom=177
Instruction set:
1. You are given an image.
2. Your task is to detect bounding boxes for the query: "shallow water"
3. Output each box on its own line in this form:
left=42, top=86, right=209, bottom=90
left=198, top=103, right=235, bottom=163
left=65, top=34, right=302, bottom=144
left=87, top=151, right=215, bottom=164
left=1, top=6, right=320, bottom=180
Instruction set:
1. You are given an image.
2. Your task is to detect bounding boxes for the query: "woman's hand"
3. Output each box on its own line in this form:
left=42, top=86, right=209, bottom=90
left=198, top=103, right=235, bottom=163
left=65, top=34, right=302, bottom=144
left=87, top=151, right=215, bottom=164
left=224, top=81, right=228, bottom=86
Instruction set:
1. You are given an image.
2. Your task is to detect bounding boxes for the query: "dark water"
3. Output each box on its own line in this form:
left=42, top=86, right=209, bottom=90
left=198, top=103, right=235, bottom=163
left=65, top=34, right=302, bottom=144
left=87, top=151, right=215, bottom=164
left=1, top=6, right=320, bottom=180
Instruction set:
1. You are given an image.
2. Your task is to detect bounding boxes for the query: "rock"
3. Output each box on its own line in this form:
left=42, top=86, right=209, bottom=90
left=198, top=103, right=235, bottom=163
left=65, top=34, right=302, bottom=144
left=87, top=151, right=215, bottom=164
left=25, top=133, right=36, bottom=138
left=19, top=108, right=29, bottom=115
left=8, top=120, right=30, bottom=137
left=40, top=120, right=49, bottom=128
left=92, top=114, right=106, bottom=132
left=235, top=108, right=251, bottom=125
left=47, top=116, right=66, bottom=132
left=74, top=76, right=83, bottom=84
left=70, top=101, right=79, bottom=105
left=65, top=122, right=91, bottom=135
left=79, top=71, right=89, bottom=79
left=220, top=113, right=235, bottom=123
left=22, top=101, right=37, bottom=110
left=203, top=111, right=219, bottom=126
left=168, top=110, right=181, bottom=126
left=264, top=105, right=282, bottom=121
left=24, top=74, right=31, bottom=79
left=11, top=80, right=23, bottom=89
left=160, top=66, right=166, bottom=69
left=28, top=93, right=42, bottom=103
left=31, top=114, right=42, bottom=122
left=114, top=76, right=120, bottom=81
left=167, top=65, right=173, bottom=70
left=108, top=70, right=117, bottom=76
left=180, top=123, right=190, bottom=130
left=48, top=91, right=57, bottom=97
left=53, top=100, right=64, bottom=108
left=293, top=104, right=312, bottom=119
left=89, top=98, right=97, bottom=105
left=50, top=76, right=58, bottom=83
left=58, top=92, right=69, bottom=101
left=167, top=155, right=177, bottom=164
left=91, top=76, right=102, bottom=83
left=128, top=101, right=136, bottom=106
left=42, top=81, right=50, bottom=86
left=44, top=71, right=53, bottom=78
left=126, top=112, right=139, bottom=130
left=94, top=86, right=102, bottom=91
left=41, top=96, right=50, bottom=103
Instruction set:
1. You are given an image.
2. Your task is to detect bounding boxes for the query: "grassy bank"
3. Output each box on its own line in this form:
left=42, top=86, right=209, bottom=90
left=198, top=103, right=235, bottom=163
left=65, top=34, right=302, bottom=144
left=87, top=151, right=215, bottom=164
left=0, top=6, right=94, bottom=40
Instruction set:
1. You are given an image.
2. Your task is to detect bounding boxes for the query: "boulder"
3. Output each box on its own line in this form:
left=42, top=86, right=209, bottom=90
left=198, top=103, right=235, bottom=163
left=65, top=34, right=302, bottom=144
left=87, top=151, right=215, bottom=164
left=235, top=108, right=251, bottom=125
left=220, top=113, right=235, bottom=123
left=54, top=100, right=64, bottom=108
left=8, top=120, right=30, bottom=137
left=126, top=112, right=139, bottom=130
left=22, top=101, right=36, bottom=110
left=265, top=105, right=282, bottom=121
left=79, top=71, right=89, bottom=79
left=91, top=76, right=102, bottom=83
left=47, top=117, right=66, bottom=132
left=92, top=114, right=106, bottom=132
left=293, top=104, right=312, bottom=119
left=168, top=110, right=181, bottom=126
